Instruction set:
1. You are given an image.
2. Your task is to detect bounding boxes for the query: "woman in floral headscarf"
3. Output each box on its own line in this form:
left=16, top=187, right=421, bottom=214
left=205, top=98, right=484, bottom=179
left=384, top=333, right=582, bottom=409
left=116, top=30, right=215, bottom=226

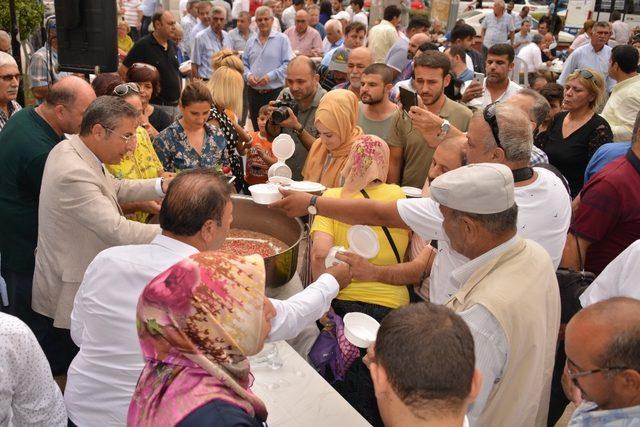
left=302, top=89, right=363, bottom=188
left=127, top=251, right=275, bottom=427
left=310, top=135, right=410, bottom=426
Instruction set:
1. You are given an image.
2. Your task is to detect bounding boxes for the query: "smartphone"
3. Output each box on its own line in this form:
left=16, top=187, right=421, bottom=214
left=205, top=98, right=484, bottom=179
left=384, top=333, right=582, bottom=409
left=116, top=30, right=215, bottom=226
left=473, top=72, right=485, bottom=86
left=399, top=86, right=418, bottom=113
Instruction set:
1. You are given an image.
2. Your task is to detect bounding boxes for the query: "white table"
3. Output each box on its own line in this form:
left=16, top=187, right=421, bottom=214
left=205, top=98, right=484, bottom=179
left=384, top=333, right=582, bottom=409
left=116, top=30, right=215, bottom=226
left=252, top=341, right=372, bottom=427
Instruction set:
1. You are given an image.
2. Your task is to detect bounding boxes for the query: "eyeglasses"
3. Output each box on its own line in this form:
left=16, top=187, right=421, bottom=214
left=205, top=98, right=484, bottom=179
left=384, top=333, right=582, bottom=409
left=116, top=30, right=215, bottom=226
left=576, top=69, right=595, bottom=80
left=0, top=73, right=21, bottom=82
left=483, top=102, right=503, bottom=150
left=566, top=359, right=631, bottom=388
left=112, top=82, right=140, bottom=97
left=295, top=19, right=307, bottom=23
left=103, top=126, right=135, bottom=142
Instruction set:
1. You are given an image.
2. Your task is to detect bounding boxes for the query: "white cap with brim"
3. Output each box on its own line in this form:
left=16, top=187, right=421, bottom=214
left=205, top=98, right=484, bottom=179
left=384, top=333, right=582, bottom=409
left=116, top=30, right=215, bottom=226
left=331, top=11, right=351, bottom=21
left=429, top=163, right=515, bottom=214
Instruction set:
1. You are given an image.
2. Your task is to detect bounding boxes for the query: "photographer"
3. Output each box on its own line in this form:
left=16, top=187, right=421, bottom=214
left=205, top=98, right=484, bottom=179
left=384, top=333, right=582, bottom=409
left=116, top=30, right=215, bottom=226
left=266, top=56, right=327, bottom=180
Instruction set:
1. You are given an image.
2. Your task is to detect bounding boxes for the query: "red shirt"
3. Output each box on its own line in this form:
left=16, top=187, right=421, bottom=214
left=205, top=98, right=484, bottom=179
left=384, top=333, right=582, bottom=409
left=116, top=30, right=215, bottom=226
left=571, top=149, right=640, bottom=275
left=245, top=131, right=273, bottom=185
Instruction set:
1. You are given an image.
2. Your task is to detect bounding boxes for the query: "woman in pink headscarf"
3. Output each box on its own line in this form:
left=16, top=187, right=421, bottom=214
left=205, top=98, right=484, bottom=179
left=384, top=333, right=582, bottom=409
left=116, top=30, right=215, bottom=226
left=127, top=251, right=275, bottom=427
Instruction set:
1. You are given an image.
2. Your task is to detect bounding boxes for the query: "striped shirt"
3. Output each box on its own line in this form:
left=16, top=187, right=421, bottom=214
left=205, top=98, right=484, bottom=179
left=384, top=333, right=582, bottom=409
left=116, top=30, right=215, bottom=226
left=0, top=101, right=21, bottom=132
left=122, top=0, right=141, bottom=28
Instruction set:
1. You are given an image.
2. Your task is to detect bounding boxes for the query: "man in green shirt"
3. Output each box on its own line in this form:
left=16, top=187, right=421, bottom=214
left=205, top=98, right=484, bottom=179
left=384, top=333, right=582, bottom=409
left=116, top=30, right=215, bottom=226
left=357, top=63, right=398, bottom=142
left=0, top=76, right=95, bottom=330
left=388, top=51, right=472, bottom=188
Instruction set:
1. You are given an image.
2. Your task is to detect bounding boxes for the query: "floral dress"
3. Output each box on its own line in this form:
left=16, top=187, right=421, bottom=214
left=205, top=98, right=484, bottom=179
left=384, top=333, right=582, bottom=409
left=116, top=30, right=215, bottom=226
left=208, top=105, right=245, bottom=193
left=106, top=126, right=164, bottom=223
left=153, top=120, right=229, bottom=173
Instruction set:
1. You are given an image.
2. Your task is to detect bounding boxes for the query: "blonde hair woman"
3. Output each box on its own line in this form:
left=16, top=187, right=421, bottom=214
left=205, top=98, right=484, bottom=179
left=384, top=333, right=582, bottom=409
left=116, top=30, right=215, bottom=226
left=207, top=66, right=252, bottom=192
left=537, top=68, right=613, bottom=196
left=211, top=48, right=244, bottom=74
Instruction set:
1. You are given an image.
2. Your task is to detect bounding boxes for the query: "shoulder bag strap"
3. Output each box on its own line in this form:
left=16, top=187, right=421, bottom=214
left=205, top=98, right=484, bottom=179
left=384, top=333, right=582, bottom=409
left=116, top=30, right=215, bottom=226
left=360, top=189, right=401, bottom=264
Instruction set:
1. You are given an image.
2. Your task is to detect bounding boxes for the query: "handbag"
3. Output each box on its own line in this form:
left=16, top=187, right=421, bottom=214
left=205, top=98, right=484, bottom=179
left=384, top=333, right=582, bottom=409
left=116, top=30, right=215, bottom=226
left=308, top=310, right=360, bottom=382
left=556, top=234, right=595, bottom=326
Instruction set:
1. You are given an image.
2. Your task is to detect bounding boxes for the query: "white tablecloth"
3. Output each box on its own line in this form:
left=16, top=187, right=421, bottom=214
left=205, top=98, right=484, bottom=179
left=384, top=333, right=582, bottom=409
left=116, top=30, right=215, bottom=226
left=252, top=341, right=372, bottom=427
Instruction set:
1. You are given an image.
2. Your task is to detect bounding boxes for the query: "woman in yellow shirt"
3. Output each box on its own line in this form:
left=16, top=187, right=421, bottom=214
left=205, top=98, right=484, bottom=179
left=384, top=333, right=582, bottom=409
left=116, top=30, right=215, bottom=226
left=105, top=83, right=165, bottom=223
left=310, top=134, right=409, bottom=426
left=117, top=20, right=134, bottom=60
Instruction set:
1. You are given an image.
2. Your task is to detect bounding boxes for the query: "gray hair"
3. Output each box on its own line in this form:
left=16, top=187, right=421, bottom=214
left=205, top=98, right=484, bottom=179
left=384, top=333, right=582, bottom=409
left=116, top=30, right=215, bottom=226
left=518, top=88, right=550, bottom=127
left=210, top=5, right=226, bottom=17
left=594, top=21, right=612, bottom=30
left=238, top=11, right=251, bottom=19
left=0, top=51, right=17, bottom=68
left=476, top=104, right=533, bottom=162
left=494, top=0, right=506, bottom=7
left=325, top=19, right=342, bottom=33
left=79, top=96, right=140, bottom=136
left=308, top=4, right=320, bottom=11
left=451, top=203, right=518, bottom=234
left=531, top=33, right=543, bottom=45
left=255, top=6, right=274, bottom=18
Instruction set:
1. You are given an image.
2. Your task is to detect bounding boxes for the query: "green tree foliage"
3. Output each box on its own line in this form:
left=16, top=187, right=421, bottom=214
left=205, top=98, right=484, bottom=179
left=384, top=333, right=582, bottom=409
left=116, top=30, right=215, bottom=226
left=0, top=0, right=45, bottom=39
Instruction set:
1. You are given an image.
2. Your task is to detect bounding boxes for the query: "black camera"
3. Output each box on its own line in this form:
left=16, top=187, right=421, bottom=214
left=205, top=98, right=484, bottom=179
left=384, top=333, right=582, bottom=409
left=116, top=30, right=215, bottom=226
left=270, top=94, right=299, bottom=125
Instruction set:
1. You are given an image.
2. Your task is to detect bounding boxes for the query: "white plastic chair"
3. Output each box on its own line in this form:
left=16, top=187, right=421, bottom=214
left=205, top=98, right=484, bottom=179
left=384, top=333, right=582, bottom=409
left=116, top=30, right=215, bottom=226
left=511, top=57, right=530, bottom=87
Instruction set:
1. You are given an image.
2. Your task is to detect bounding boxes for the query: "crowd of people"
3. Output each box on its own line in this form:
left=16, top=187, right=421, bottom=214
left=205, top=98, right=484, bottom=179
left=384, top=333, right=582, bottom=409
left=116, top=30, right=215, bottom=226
left=0, top=0, right=639, bottom=426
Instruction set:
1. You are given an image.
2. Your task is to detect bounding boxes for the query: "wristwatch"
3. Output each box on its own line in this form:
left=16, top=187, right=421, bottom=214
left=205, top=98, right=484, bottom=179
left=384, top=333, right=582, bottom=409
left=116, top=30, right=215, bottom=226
left=293, top=124, right=304, bottom=137
left=437, top=119, right=451, bottom=141
left=308, top=195, right=318, bottom=215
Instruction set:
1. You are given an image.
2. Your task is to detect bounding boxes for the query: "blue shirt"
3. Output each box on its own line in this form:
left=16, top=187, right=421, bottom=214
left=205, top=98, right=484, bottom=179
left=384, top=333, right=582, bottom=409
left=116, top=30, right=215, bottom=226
left=568, top=402, right=640, bottom=427
left=140, top=0, right=159, bottom=16
left=385, top=38, right=409, bottom=73
left=558, top=43, right=616, bottom=92
left=192, top=27, right=234, bottom=78
left=584, top=142, right=631, bottom=183
left=458, top=67, right=474, bottom=82
left=314, top=22, right=326, bottom=39
left=242, top=31, right=294, bottom=89
left=482, top=12, right=514, bottom=48
left=228, top=28, right=255, bottom=51
left=177, top=399, right=265, bottom=427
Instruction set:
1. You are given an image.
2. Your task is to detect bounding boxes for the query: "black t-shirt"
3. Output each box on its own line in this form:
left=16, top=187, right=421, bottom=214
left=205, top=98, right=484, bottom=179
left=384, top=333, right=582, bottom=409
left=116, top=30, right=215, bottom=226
left=538, top=111, right=613, bottom=197
left=149, top=106, right=172, bottom=132
left=177, top=399, right=266, bottom=427
left=123, top=34, right=181, bottom=104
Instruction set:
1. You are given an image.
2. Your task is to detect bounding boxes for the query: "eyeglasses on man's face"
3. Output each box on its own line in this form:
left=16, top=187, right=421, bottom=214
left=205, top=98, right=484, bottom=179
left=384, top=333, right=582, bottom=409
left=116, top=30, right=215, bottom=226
left=566, top=358, right=631, bottom=389
left=103, top=125, right=136, bottom=142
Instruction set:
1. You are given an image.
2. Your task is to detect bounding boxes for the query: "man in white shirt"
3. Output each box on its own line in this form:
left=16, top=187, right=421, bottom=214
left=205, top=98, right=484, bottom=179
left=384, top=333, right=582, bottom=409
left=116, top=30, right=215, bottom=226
left=65, top=169, right=351, bottom=427
left=558, top=21, right=616, bottom=92
left=513, top=19, right=532, bottom=54
left=517, top=34, right=551, bottom=74
left=281, top=0, right=304, bottom=29
left=349, top=0, right=368, bottom=28
left=461, top=43, right=521, bottom=109
left=0, top=313, right=67, bottom=427
left=580, top=240, right=640, bottom=306
left=602, top=44, right=640, bottom=142
left=180, top=0, right=199, bottom=58
left=367, top=5, right=401, bottom=62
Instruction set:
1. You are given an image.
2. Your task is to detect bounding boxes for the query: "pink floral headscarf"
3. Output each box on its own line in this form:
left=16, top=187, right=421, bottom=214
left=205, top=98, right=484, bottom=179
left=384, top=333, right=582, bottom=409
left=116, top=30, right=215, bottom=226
left=340, top=135, right=390, bottom=198
left=127, top=251, right=268, bottom=427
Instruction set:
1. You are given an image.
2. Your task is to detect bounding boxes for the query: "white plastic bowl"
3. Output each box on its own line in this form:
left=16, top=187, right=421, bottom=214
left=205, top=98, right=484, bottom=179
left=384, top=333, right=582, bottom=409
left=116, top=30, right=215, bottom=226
left=325, top=245, right=347, bottom=268
left=401, top=186, right=423, bottom=198
left=248, top=183, right=283, bottom=205
left=343, top=312, right=380, bottom=348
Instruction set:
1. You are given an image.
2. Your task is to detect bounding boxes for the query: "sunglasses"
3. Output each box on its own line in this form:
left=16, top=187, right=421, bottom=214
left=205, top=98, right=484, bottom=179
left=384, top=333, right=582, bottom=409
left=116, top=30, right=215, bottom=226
left=0, top=73, right=21, bottom=82
left=483, top=103, right=503, bottom=150
left=130, top=62, right=158, bottom=72
left=576, top=69, right=594, bottom=80
left=113, top=82, right=140, bottom=96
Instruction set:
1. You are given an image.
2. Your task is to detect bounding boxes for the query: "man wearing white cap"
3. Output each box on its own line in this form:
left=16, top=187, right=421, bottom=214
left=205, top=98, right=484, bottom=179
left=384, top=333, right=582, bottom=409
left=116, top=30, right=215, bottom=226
left=272, top=162, right=561, bottom=425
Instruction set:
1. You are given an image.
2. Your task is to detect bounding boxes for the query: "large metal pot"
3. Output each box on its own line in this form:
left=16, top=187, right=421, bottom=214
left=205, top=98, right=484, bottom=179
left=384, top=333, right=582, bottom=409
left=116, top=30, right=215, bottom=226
left=230, top=195, right=304, bottom=288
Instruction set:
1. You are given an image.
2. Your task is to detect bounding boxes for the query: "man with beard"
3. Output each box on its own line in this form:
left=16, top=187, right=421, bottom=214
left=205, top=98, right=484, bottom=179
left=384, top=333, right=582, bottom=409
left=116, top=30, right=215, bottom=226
left=397, top=32, right=431, bottom=82
left=334, top=46, right=373, bottom=97
left=271, top=56, right=326, bottom=180
left=388, top=51, right=472, bottom=188
left=357, top=64, right=398, bottom=141
left=461, top=43, right=521, bottom=110
left=384, top=17, right=430, bottom=82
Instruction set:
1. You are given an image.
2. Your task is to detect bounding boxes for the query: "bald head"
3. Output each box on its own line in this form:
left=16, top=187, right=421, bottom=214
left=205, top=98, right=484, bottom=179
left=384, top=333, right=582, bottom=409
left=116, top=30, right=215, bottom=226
left=347, top=47, right=373, bottom=89
left=427, top=135, right=467, bottom=183
left=44, top=76, right=96, bottom=134
left=350, top=47, right=373, bottom=65
left=409, top=33, right=431, bottom=59
left=295, top=9, right=309, bottom=32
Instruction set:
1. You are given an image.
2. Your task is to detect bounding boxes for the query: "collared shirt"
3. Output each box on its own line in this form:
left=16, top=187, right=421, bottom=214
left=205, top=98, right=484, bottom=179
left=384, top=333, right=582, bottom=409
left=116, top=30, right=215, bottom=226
left=558, top=43, right=616, bottom=93
left=580, top=239, right=640, bottom=307
left=28, top=45, right=71, bottom=90
left=123, top=0, right=142, bottom=27
left=192, top=27, right=234, bottom=79
left=140, top=0, right=159, bottom=16
left=0, top=100, right=21, bottom=131
left=584, top=142, right=631, bottom=182
left=384, top=37, right=409, bottom=73
left=397, top=167, right=571, bottom=305
left=123, top=35, right=182, bottom=104
left=514, top=31, right=532, bottom=54
left=281, top=5, right=296, bottom=29
left=458, top=67, right=474, bottom=82
left=0, top=312, right=67, bottom=426
left=285, top=26, right=323, bottom=56
left=242, top=31, right=294, bottom=89
left=570, top=33, right=591, bottom=51
left=601, top=74, right=640, bottom=141
left=462, top=79, right=521, bottom=110
left=368, top=19, right=399, bottom=62
left=452, top=238, right=517, bottom=424
left=530, top=144, right=549, bottom=166
left=278, top=85, right=327, bottom=180
left=180, top=13, right=198, bottom=58
left=322, top=37, right=343, bottom=54
left=64, top=234, right=340, bottom=427
left=228, top=27, right=255, bottom=51
left=569, top=402, right=640, bottom=426
left=482, top=12, right=514, bottom=48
